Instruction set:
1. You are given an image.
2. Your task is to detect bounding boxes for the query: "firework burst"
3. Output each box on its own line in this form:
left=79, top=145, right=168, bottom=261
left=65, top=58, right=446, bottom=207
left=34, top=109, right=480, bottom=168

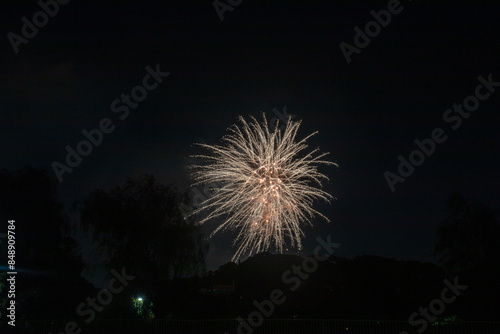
left=190, top=114, right=336, bottom=261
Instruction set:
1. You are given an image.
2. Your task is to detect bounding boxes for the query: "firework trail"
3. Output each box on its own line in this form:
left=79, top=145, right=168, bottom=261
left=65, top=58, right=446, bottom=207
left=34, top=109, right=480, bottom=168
left=190, top=114, right=336, bottom=261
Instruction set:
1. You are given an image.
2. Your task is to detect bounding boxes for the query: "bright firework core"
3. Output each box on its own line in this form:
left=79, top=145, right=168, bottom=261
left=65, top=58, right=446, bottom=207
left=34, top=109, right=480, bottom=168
left=190, top=114, right=336, bottom=261
left=253, top=165, right=282, bottom=230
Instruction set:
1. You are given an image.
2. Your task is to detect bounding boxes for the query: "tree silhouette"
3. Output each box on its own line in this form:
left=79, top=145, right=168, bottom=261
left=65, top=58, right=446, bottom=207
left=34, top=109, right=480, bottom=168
left=434, top=192, right=499, bottom=274
left=80, top=175, right=208, bottom=317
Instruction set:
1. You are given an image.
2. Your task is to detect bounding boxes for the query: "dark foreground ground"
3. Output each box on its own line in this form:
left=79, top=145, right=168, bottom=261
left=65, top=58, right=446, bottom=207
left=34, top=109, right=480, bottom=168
left=3, top=319, right=500, bottom=334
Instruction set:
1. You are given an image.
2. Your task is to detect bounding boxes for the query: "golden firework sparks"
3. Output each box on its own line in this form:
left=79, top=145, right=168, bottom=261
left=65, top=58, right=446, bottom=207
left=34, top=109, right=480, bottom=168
left=190, top=114, right=336, bottom=261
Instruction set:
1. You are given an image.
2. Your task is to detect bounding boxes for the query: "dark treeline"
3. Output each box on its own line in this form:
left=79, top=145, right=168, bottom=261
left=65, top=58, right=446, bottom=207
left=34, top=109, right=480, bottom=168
left=198, top=251, right=499, bottom=321
left=0, top=167, right=498, bottom=323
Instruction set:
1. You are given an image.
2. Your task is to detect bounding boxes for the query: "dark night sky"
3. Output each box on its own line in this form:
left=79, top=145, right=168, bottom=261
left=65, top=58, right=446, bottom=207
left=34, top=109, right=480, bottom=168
left=1, top=1, right=499, bottom=275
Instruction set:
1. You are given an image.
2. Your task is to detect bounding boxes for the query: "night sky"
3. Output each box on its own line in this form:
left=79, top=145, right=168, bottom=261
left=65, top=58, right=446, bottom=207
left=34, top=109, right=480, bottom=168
left=1, top=1, right=499, bottom=276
